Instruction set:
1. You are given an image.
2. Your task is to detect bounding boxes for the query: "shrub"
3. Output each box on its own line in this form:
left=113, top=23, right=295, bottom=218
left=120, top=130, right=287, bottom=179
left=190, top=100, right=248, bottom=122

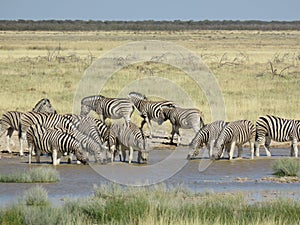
left=23, top=185, right=49, bottom=206
left=273, top=158, right=300, bottom=177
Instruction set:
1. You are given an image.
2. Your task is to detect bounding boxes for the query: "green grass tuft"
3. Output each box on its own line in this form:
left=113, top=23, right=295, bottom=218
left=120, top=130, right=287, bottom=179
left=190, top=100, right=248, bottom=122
left=273, top=158, right=300, bottom=177
left=23, top=185, right=49, bottom=206
left=0, top=166, right=60, bottom=183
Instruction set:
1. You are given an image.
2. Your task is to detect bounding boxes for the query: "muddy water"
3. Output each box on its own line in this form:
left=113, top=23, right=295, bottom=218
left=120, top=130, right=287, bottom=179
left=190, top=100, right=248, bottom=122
left=1, top=146, right=300, bottom=207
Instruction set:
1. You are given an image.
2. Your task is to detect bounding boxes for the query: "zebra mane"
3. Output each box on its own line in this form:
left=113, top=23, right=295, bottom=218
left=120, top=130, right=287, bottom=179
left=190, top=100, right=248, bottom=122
left=32, top=98, right=50, bottom=111
left=128, top=92, right=147, bottom=100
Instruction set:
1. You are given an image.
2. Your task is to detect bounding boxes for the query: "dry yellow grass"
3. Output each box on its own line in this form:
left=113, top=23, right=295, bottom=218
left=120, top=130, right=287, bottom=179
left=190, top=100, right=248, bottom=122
left=0, top=30, right=300, bottom=123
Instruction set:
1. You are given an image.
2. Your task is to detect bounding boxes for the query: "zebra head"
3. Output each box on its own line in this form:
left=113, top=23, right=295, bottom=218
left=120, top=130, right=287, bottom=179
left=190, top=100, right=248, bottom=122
left=75, top=150, right=89, bottom=165
left=128, top=91, right=147, bottom=100
left=32, top=98, right=56, bottom=114
left=80, top=95, right=104, bottom=116
left=157, top=102, right=176, bottom=125
left=137, top=150, right=149, bottom=164
left=210, top=144, right=224, bottom=160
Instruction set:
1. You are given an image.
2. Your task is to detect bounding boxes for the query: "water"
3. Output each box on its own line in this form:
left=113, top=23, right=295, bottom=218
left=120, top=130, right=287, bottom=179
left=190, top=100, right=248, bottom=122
left=1, top=146, right=300, bottom=207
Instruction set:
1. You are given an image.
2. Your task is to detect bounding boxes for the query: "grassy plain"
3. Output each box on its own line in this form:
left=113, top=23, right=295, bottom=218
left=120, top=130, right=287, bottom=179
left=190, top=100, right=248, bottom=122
left=1, top=30, right=300, bottom=123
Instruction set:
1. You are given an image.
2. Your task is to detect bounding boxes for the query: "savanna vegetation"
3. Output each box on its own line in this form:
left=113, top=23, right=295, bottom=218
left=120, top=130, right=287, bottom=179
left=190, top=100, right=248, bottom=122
left=0, top=29, right=300, bottom=123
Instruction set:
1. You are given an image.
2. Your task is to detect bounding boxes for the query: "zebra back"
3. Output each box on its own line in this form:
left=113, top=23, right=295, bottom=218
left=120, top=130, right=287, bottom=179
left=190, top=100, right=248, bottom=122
left=256, top=115, right=300, bottom=142
left=163, top=107, right=204, bottom=129
left=20, top=112, right=75, bottom=134
left=128, top=92, right=175, bottom=124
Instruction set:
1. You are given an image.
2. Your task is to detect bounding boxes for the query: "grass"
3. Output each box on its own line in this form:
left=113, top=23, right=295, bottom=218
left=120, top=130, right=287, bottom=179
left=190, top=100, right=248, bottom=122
left=1, top=184, right=300, bottom=225
left=0, top=30, right=300, bottom=123
left=0, top=167, right=60, bottom=183
left=273, top=158, right=300, bottom=177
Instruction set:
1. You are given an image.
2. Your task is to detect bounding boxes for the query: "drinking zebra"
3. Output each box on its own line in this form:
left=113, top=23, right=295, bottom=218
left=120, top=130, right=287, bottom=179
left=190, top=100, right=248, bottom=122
left=80, top=95, right=134, bottom=124
left=128, top=92, right=175, bottom=138
left=26, top=124, right=88, bottom=165
left=62, top=114, right=108, bottom=163
left=212, top=120, right=256, bottom=160
left=188, top=120, right=228, bottom=159
left=109, top=121, right=148, bottom=164
left=0, top=98, right=56, bottom=154
left=162, top=106, right=205, bottom=145
left=255, top=115, right=300, bottom=158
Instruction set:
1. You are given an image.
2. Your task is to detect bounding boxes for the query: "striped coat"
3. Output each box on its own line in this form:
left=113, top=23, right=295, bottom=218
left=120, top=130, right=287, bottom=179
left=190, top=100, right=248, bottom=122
left=212, top=120, right=256, bottom=160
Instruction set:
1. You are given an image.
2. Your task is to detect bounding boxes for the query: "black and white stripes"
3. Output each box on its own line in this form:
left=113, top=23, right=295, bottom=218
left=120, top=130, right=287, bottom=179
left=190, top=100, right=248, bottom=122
left=0, top=98, right=56, bottom=154
left=212, top=120, right=256, bottom=160
left=80, top=95, right=134, bottom=123
left=128, top=91, right=175, bottom=138
left=255, top=115, right=300, bottom=158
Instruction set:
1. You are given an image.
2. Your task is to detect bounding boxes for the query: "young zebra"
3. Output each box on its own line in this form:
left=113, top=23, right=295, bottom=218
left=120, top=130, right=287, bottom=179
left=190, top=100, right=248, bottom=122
left=19, top=112, right=76, bottom=156
left=26, top=124, right=88, bottom=165
left=128, top=92, right=175, bottom=138
left=0, top=98, right=56, bottom=153
left=255, top=115, right=300, bottom=158
left=162, top=106, right=205, bottom=146
left=212, top=120, right=256, bottom=160
left=109, top=121, right=148, bottom=164
left=80, top=95, right=134, bottom=124
left=188, top=120, right=228, bottom=159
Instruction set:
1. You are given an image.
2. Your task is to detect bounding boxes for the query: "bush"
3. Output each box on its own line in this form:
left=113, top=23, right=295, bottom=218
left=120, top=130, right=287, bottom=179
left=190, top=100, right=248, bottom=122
left=23, top=185, right=49, bottom=206
left=273, top=158, right=300, bottom=177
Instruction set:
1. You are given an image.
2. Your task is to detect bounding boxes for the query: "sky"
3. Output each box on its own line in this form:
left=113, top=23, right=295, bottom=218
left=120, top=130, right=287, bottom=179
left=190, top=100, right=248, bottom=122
left=0, top=0, right=299, bottom=21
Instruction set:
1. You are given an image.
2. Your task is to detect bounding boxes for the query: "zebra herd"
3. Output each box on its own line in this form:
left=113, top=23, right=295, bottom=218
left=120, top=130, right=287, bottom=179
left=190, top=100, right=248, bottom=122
left=0, top=93, right=299, bottom=166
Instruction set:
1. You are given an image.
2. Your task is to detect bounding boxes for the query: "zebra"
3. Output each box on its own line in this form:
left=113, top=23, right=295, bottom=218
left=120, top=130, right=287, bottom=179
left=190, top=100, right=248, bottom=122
left=19, top=112, right=77, bottom=156
left=162, top=106, right=205, bottom=146
left=62, top=114, right=108, bottom=163
left=187, top=120, right=228, bottom=159
left=255, top=115, right=300, bottom=158
left=128, top=91, right=175, bottom=138
left=109, top=121, right=148, bottom=164
left=80, top=95, right=134, bottom=124
left=212, top=120, right=256, bottom=160
left=26, top=124, right=88, bottom=165
left=0, top=98, right=56, bottom=153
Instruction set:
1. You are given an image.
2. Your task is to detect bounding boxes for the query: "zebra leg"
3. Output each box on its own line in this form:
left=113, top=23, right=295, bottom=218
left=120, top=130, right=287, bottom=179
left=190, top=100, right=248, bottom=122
left=249, top=141, right=255, bottom=159
left=145, top=117, right=153, bottom=138
left=237, top=144, right=243, bottom=158
left=6, top=128, right=14, bottom=153
left=128, top=147, right=133, bottom=164
left=35, top=149, right=41, bottom=163
left=228, top=142, right=236, bottom=160
left=28, top=145, right=33, bottom=164
left=52, top=149, right=58, bottom=166
left=291, top=139, right=298, bottom=158
left=264, top=136, right=272, bottom=157
left=19, top=131, right=26, bottom=156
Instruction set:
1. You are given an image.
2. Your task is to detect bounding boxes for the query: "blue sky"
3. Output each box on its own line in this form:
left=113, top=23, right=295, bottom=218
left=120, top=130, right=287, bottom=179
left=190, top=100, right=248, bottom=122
left=1, top=0, right=299, bottom=21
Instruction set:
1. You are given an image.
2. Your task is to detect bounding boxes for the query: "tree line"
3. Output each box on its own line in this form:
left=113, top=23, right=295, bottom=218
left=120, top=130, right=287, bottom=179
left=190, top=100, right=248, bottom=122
left=0, top=20, right=300, bottom=31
